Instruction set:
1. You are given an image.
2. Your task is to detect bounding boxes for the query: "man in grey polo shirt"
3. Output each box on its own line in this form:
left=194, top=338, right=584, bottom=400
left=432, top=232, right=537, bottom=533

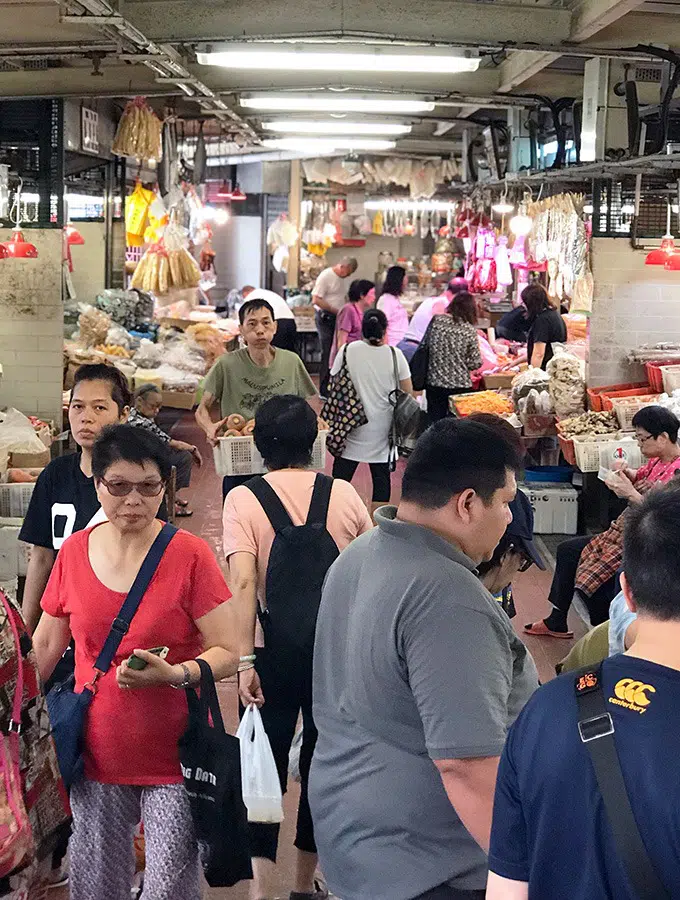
left=309, top=419, right=539, bottom=900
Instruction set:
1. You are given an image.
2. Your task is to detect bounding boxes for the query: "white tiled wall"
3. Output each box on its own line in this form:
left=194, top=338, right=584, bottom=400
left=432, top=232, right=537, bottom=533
left=0, top=229, right=63, bottom=423
left=588, top=237, right=680, bottom=386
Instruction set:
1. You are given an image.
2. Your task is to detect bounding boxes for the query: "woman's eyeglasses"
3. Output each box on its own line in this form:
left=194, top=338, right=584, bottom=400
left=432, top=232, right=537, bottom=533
left=99, top=477, right=165, bottom=498
left=518, top=555, right=534, bottom=573
left=635, top=433, right=655, bottom=445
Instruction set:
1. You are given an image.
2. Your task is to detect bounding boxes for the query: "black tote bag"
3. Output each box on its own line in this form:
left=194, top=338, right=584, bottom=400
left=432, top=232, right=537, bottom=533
left=178, top=659, right=252, bottom=888
left=409, top=318, right=435, bottom=392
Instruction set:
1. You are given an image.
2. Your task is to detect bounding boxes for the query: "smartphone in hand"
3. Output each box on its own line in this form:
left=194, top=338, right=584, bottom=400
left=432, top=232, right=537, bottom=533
left=127, top=646, right=170, bottom=670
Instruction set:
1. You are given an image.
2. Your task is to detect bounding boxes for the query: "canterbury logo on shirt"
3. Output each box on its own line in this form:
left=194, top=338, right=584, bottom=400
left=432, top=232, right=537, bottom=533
left=608, top=678, right=656, bottom=714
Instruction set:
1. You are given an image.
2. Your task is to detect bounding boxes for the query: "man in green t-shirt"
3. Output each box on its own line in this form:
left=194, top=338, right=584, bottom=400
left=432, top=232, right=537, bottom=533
left=196, top=298, right=317, bottom=496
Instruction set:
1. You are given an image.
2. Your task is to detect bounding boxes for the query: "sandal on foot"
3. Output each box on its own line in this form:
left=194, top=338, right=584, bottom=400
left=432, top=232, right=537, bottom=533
left=524, top=620, right=573, bottom=639
left=175, top=505, right=194, bottom=517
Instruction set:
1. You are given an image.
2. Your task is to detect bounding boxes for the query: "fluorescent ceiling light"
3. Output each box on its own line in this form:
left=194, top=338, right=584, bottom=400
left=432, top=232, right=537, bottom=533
left=241, top=94, right=435, bottom=114
left=197, top=43, right=479, bottom=74
left=262, top=120, right=411, bottom=135
left=263, top=138, right=396, bottom=152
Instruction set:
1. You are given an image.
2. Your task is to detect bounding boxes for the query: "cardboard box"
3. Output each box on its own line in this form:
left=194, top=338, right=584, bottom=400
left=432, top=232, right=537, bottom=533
left=9, top=448, right=51, bottom=469
left=162, top=391, right=196, bottom=410
left=483, top=372, right=518, bottom=390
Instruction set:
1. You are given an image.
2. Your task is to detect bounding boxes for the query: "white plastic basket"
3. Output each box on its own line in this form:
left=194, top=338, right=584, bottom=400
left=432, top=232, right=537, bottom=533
left=610, top=395, right=660, bottom=431
left=213, top=432, right=327, bottom=477
left=0, top=483, right=35, bottom=519
left=662, top=365, right=680, bottom=394
left=573, top=434, right=641, bottom=473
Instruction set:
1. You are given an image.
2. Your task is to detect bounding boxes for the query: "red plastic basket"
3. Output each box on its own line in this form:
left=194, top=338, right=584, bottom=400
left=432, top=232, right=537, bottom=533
left=587, top=381, right=648, bottom=412
left=646, top=360, right=680, bottom=393
left=558, top=433, right=576, bottom=466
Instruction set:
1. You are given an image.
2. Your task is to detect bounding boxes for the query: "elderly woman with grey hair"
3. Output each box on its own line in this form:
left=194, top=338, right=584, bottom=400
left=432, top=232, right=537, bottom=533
left=127, top=383, right=202, bottom=517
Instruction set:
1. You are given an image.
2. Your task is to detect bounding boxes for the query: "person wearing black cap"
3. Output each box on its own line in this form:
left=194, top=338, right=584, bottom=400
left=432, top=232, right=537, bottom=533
left=477, top=491, right=546, bottom=618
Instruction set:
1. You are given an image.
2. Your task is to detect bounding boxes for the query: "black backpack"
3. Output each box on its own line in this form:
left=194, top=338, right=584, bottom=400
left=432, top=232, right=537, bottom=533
left=245, top=474, right=339, bottom=658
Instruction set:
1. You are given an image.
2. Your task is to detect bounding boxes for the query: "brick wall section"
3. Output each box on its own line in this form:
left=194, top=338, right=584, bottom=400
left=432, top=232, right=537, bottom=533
left=0, top=229, right=63, bottom=424
left=589, top=237, right=680, bottom=387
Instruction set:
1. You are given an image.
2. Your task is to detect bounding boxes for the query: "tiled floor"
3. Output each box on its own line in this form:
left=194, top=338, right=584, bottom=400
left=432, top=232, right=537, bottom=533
left=53, top=411, right=586, bottom=900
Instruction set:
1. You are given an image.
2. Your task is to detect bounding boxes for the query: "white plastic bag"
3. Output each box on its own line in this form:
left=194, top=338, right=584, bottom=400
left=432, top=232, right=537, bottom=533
left=236, top=705, right=284, bottom=824
left=288, top=726, right=303, bottom=784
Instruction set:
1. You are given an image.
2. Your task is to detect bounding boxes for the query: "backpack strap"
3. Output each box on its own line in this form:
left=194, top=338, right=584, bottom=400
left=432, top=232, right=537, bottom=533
left=94, top=523, right=178, bottom=674
left=246, top=476, right=294, bottom=534
left=306, top=474, right=333, bottom=527
left=574, top=664, right=670, bottom=900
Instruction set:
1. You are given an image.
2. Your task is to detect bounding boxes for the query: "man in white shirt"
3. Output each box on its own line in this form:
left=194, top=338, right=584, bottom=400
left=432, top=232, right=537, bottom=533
left=242, top=286, right=297, bottom=352
left=312, top=257, right=357, bottom=397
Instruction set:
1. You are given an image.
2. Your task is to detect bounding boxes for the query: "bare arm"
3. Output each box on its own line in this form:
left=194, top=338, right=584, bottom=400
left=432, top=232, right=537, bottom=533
left=530, top=341, right=546, bottom=368
left=434, top=755, right=500, bottom=853
left=336, top=328, right=350, bottom=351
left=169, top=439, right=202, bottom=467
left=116, top=600, right=239, bottom=690
left=313, top=293, right=334, bottom=313
left=228, top=551, right=264, bottom=706
left=486, top=872, right=529, bottom=900
left=400, top=377, right=414, bottom=396
left=22, top=546, right=57, bottom=635
left=32, top=613, right=72, bottom=682
left=195, top=391, right=226, bottom=446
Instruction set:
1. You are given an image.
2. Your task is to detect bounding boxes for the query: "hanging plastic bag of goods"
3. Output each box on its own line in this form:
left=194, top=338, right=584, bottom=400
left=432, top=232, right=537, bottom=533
left=112, top=97, right=163, bottom=165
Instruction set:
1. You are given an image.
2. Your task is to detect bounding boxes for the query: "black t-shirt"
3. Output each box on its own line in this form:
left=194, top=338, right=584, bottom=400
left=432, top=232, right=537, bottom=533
left=496, top=306, right=530, bottom=343
left=527, top=308, right=567, bottom=369
left=19, top=453, right=100, bottom=551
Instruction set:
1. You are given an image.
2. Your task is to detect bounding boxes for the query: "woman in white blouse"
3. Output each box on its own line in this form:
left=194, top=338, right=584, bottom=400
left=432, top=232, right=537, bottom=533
left=425, top=291, right=482, bottom=423
left=330, top=309, right=413, bottom=516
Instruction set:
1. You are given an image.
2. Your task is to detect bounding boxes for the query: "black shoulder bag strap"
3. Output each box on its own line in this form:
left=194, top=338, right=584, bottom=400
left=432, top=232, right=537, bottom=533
left=574, top=665, right=670, bottom=900
left=245, top=476, right=294, bottom=534
left=306, top=474, right=333, bottom=527
left=94, top=523, right=178, bottom=674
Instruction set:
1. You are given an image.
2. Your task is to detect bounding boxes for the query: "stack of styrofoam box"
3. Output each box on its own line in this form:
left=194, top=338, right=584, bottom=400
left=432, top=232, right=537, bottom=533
left=0, top=527, right=28, bottom=583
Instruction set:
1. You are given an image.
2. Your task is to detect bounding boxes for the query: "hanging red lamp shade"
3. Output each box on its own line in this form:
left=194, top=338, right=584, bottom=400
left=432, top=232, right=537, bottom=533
left=646, top=234, right=676, bottom=266
left=65, top=224, right=85, bottom=246
left=0, top=243, right=8, bottom=260
left=664, top=251, right=680, bottom=270
left=230, top=184, right=247, bottom=201
left=1, top=229, right=38, bottom=258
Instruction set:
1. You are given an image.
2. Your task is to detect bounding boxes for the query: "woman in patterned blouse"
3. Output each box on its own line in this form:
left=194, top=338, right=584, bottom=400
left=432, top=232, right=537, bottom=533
left=424, top=291, right=483, bottom=423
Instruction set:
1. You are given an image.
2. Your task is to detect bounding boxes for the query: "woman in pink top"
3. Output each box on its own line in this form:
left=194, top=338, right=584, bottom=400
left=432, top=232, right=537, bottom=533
left=377, top=265, right=409, bottom=346
left=329, top=278, right=375, bottom=367
left=223, top=395, right=372, bottom=900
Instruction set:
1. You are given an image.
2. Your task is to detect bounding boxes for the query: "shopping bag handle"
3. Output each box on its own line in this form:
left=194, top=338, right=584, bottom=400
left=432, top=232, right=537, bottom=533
left=186, top=658, right=225, bottom=733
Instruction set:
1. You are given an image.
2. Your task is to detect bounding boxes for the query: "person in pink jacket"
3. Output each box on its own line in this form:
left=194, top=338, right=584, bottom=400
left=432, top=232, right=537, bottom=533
left=377, top=266, right=409, bottom=346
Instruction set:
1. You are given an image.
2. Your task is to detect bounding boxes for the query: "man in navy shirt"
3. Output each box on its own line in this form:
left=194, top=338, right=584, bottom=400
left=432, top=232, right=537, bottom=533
left=487, top=483, right=680, bottom=899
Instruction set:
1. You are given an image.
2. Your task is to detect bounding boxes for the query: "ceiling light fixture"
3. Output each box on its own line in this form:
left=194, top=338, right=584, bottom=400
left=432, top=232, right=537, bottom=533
left=1, top=179, right=38, bottom=259
left=647, top=202, right=675, bottom=265
left=197, top=44, right=479, bottom=74
left=65, top=224, right=85, bottom=246
left=240, top=94, right=436, bottom=114
left=230, top=185, right=247, bottom=201
left=262, top=120, right=412, bottom=136
left=216, top=180, right=232, bottom=199
left=263, top=137, right=396, bottom=152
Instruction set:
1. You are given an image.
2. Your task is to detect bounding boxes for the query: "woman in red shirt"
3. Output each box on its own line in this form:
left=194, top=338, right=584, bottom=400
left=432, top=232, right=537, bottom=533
left=33, top=425, right=237, bottom=900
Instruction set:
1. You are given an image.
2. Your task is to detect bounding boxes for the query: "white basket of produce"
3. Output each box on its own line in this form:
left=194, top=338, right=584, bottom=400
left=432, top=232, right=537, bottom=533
left=610, top=395, right=661, bottom=432
left=0, top=483, right=35, bottom=520
left=573, top=434, right=641, bottom=473
left=661, top=365, right=680, bottom=394
left=214, top=431, right=327, bottom=477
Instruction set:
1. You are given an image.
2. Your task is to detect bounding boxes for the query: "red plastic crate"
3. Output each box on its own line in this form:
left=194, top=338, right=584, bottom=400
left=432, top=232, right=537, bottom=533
left=587, top=381, right=648, bottom=412
left=646, top=360, right=680, bottom=393
left=558, top=433, right=576, bottom=466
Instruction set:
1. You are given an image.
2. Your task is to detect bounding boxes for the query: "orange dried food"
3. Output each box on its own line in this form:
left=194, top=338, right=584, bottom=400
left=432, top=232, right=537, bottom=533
left=453, top=391, right=514, bottom=417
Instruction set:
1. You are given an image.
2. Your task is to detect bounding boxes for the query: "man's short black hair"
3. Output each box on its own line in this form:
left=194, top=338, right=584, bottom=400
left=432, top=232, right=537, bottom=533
left=402, top=418, right=521, bottom=509
left=624, top=483, right=680, bottom=620
left=631, top=405, right=680, bottom=443
left=239, top=298, right=275, bottom=325
left=72, top=363, right=131, bottom=414
left=92, top=424, right=171, bottom=482
left=253, top=395, right=318, bottom=471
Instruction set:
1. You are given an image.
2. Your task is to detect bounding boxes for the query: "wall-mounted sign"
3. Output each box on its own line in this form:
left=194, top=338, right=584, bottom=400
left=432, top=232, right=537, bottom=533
left=81, top=106, right=99, bottom=155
